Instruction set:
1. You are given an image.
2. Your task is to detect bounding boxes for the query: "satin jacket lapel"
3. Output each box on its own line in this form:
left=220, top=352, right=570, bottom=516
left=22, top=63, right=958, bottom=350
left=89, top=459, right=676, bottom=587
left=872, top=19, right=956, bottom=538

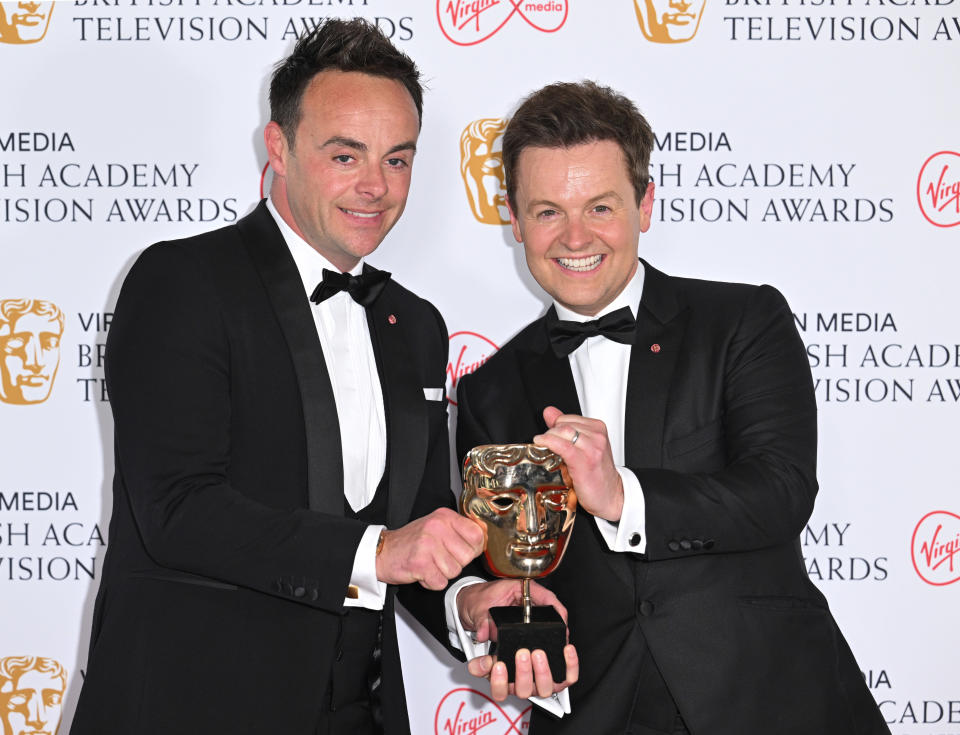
left=624, top=260, right=689, bottom=469
left=238, top=201, right=344, bottom=515
left=518, top=308, right=581, bottom=433
left=366, top=278, right=427, bottom=529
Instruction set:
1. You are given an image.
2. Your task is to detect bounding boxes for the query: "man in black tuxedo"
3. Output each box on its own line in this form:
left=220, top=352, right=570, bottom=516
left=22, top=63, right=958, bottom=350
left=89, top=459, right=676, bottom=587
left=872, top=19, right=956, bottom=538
left=453, top=82, right=890, bottom=735
left=70, top=20, right=487, bottom=735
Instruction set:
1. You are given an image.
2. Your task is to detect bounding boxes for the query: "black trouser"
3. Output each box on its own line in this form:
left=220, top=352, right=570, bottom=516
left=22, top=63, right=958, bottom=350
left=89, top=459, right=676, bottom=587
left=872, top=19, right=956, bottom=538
left=315, top=608, right=383, bottom=735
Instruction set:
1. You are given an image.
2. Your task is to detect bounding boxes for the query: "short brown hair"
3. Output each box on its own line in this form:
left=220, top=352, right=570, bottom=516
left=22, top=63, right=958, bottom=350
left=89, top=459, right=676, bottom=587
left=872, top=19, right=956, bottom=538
left=502, top=81, right=654, bottom=210
left=269, top=18, right=423, bottom=147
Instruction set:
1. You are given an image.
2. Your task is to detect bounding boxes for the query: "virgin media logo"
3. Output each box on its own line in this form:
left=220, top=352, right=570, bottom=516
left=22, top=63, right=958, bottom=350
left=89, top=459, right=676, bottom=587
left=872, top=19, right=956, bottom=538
left=437, top=0, right=568, bottom=46
left=447, top=331, right=499, bottom=406
left=435, top=687, right=531, bottom=734
left=911, top=510, right=960, bottom=586
left=917, top=151, right=960, bottom=228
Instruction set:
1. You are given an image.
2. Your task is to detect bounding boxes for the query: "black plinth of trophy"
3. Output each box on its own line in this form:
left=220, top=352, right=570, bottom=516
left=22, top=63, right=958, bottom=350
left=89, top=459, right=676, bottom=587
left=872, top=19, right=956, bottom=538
left=489, top=605, right=567, bottom=683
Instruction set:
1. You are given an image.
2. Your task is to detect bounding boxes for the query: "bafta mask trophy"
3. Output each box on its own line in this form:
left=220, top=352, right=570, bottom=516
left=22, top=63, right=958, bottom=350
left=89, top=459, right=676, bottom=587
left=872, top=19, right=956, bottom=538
left=461, top=444, right=577, bottom=682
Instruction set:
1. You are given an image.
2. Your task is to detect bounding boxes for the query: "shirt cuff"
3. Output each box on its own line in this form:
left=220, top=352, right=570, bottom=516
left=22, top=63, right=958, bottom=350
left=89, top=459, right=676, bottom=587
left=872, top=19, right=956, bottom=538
left=532, top=689, right=571, bottom=716
left=445, top=576, right=490, bottom=655
left=593, top=467, right=646, bottom=554
left=344, top=524, right=387, bottom=609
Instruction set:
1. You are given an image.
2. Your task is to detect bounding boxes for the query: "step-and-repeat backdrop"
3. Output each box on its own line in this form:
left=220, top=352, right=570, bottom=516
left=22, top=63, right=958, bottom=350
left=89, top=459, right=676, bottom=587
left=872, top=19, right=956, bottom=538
left=2, top=2, right=958, bottom=733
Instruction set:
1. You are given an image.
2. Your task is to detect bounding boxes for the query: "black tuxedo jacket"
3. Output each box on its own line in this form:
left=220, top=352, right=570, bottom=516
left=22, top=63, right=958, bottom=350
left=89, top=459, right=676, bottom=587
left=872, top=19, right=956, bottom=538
left=71, top=201, right=453, bottom=734
left=456, top=261, right=889, bottom=735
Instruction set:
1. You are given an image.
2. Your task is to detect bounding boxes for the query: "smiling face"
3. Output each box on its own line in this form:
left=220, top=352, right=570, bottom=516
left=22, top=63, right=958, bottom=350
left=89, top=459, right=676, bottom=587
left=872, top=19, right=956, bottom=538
left=264, top=69, right=420, bottom=272
left=509, top=140, right=654, bottom=316
left=462, top=444, right=577, bottom=579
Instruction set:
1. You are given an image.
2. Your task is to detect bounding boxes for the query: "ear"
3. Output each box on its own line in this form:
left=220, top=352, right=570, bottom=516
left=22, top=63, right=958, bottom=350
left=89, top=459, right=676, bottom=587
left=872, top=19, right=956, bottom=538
left=264, top=122, right=289, bottom=178
left=507, top=198, right=523, bottom=244
left=638, top=180, right=655, bottom=233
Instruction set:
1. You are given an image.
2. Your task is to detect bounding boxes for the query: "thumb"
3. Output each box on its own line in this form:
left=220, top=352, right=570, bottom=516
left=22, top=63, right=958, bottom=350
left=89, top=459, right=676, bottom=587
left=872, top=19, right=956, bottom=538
left=542, top=405, right=563, bottom=429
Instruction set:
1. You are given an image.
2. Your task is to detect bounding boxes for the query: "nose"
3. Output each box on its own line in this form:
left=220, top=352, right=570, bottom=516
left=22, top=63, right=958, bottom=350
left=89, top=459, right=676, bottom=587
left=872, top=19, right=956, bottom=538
left=23, top=335, right=43, bottom=371
left=356, top=161, right=387, bottom=200
left=518, top=495, right=546, bottom=536
left=559, top=213, right=592, bottom=252
left=26, top=696, right=48, bottom=729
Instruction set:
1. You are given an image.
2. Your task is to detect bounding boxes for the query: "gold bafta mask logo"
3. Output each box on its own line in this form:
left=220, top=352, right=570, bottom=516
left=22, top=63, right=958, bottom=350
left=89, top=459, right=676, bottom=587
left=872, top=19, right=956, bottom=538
left=462, top=444, right=577, bottom=580
left=0, top=299, right=64, bottom=405
left=460, top=118, right=510, bottom=225
left=634, top=0, right=706, bottom=43
left=0, top=2, right=55, bottom=45
left=0, top=656, right=66, bottom=735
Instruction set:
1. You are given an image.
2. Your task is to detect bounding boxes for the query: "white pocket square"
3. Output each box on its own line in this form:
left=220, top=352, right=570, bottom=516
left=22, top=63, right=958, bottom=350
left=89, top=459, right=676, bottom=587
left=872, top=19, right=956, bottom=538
left=423, top=387, right=445, bottom=401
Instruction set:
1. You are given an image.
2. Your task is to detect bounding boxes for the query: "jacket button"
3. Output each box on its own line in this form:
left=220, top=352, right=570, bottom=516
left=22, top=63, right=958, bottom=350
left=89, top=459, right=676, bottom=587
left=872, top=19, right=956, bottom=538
left=680, top=539, right=692, bottom=551
left=293, top=586, right=306, bottom=598
left=639, top=600, right=655, bottom=617
left=667, top=540, right=680, bottom=552
left=704, top=539, right=715, bottom=549
left=628, top=533, right=642, bottom=547
left=310, top=589, right=319, bottom=601
left=692, top=539, right=703, bottom=550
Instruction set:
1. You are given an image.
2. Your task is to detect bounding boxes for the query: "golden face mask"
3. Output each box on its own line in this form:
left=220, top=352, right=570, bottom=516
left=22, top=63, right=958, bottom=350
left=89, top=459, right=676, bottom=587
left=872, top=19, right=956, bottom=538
left=461, top=444, right=577, bottom=579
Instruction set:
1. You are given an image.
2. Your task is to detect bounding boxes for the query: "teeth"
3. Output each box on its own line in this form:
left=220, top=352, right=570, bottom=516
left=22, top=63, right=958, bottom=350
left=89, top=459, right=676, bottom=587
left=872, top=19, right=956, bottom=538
left=557, top=255, right=602, bottom=272
left=343, top=209, right=378, bottom=219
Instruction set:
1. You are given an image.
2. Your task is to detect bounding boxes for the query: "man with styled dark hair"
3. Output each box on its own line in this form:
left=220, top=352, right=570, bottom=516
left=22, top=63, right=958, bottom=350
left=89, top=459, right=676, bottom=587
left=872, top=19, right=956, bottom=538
left=71, top=19, right=489, bottom=735
left=453, top=81, right=890, bottom=734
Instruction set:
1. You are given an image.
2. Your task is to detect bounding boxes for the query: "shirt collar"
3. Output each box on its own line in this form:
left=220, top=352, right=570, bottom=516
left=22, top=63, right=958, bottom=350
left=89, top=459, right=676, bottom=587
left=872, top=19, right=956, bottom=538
left=553, top=260, right=645, bottom=323
left=265, top=197, right=364, bottom=298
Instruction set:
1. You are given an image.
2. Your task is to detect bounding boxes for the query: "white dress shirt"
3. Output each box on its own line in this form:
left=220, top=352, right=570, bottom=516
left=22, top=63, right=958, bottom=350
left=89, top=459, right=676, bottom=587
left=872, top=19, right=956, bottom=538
left=444, top=262, right=650, bottom=716
left=266, top=199, right=387, bottom=610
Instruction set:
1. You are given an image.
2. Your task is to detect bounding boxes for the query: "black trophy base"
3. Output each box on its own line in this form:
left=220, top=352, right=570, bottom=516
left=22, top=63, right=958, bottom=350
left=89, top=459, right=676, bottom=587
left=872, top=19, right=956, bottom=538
left=489, top=605, right=567, bottom=683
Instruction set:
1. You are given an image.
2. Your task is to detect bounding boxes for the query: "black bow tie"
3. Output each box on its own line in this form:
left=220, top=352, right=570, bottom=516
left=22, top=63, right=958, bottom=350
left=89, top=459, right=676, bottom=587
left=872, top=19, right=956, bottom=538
left=310, top=267, right=391, bottom=307
left=547, top=306, right=636, bottom=357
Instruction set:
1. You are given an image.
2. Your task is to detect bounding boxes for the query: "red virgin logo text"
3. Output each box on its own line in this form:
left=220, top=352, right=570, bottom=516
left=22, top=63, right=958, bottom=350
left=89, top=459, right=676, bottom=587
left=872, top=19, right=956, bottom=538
left=437, top=0, right=567, bottom=46
left=447, top=331, right=499, bottom=406
left=911, top=510, right=960, bottom=586
left=435, top=687, right=531, bottom=734
left=917, top=151, right=960, bottom=228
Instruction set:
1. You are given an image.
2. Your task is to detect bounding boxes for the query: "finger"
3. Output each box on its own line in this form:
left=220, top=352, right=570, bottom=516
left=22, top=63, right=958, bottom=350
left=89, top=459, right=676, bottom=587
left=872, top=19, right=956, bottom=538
left=489, top=660, right=509, bottom=702
left=512, top=649, right=534, bottom=699
left=468, top=655, right=493, bottom=679
left=531, top=649, right=555, bottom=699
left=473, top=616, right=494, bottom=644
left=529, top=585, right=568, bottom=625
left=561, top=644, right=580, bottom=687
left=542, top=405, right=563, bottom=428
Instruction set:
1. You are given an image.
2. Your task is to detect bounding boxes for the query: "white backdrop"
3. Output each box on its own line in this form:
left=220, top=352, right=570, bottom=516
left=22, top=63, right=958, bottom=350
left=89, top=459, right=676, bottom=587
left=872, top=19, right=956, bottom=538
left=2, top=2, right=958, bottom=733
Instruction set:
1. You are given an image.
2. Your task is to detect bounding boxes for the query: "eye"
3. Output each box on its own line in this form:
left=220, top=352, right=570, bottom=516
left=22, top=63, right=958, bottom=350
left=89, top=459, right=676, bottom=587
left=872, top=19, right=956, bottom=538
left=385, top=157, right=409, bottom=169
left=536, top=209, right=558, bottom=220
left=593, top=204, right=611, bottom=213
left=489, top=495, right=515, bottom=510
left=4, top=336, right=26, bottom=352
left=333, top=154, right=354, bottom=164
left=540, top=488, right=568, bottom=510
left=7, top=692, right=27, bottom=707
